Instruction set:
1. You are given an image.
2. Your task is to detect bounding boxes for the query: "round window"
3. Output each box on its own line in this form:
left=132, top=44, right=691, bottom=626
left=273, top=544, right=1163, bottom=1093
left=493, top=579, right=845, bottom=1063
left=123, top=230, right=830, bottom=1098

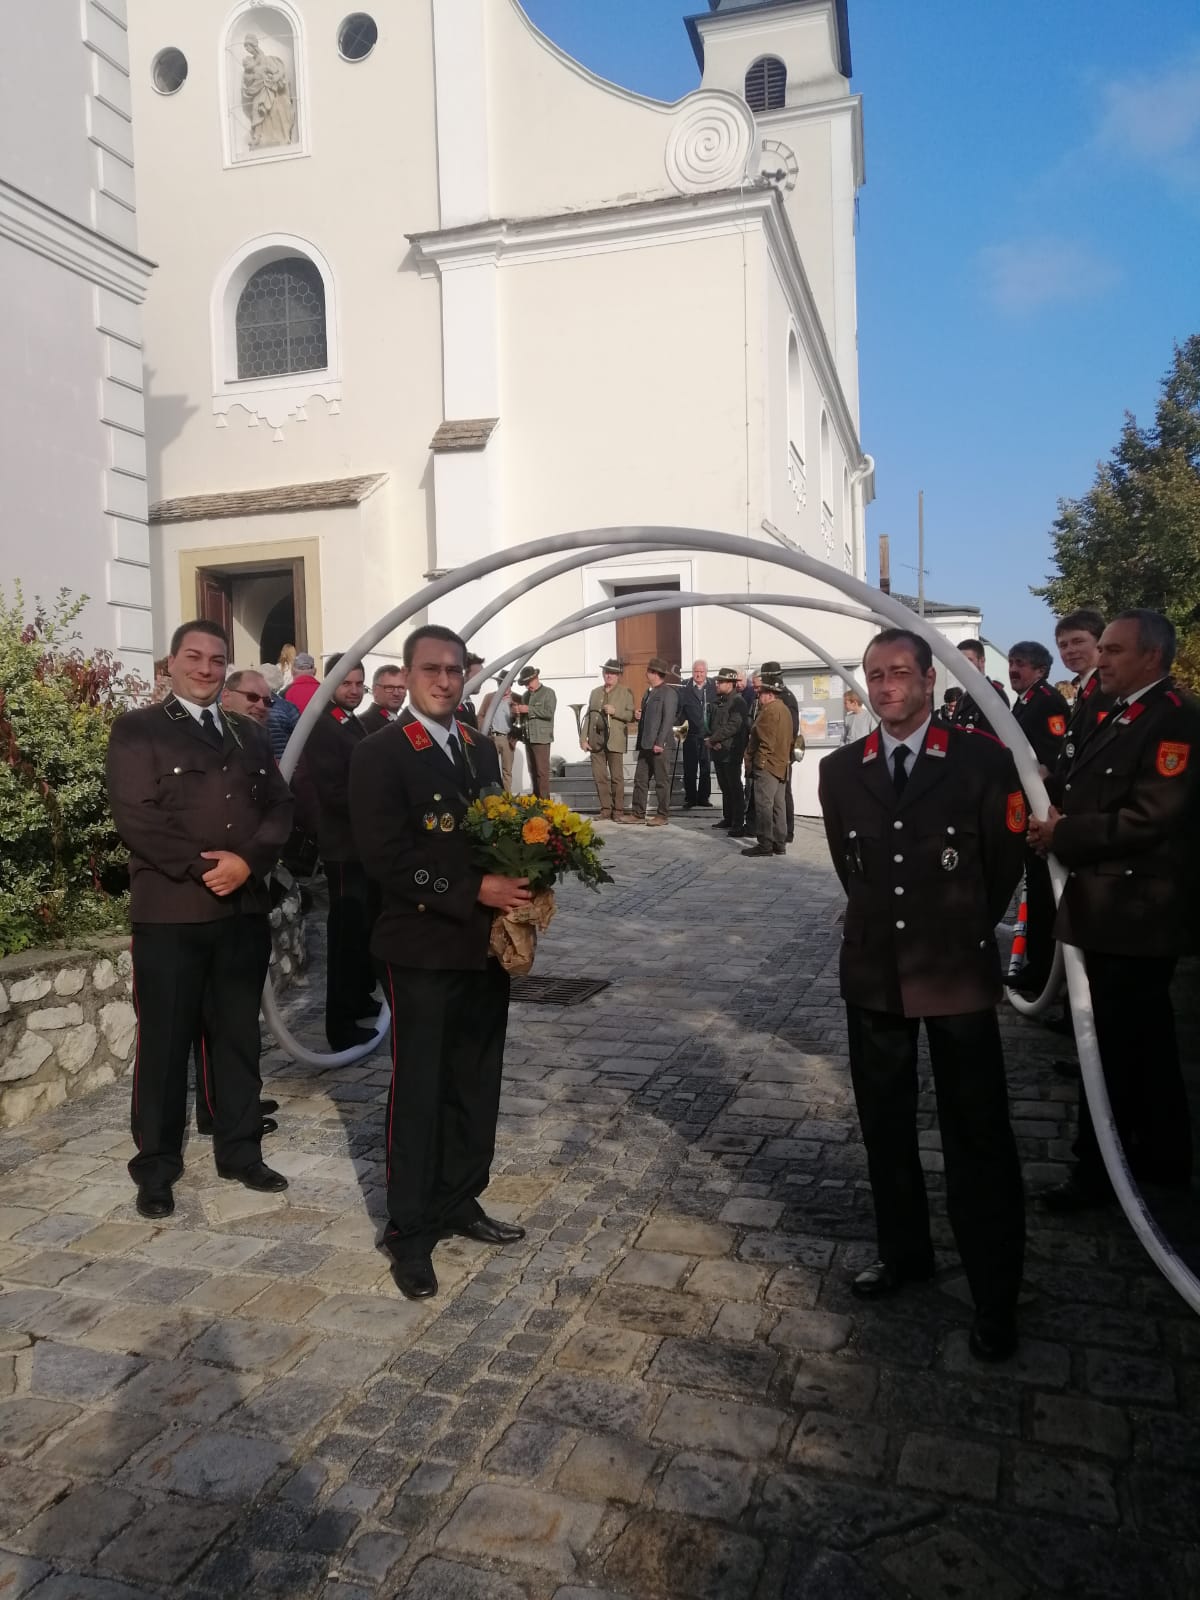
left=338, top=13, right=378, bottom=62
left=152, top=47, right=189, bottom=95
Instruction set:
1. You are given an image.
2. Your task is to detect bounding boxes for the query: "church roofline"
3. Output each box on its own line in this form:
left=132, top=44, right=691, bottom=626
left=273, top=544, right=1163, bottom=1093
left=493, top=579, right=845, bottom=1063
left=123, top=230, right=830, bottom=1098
left=685, top=0, right=852, bottom=79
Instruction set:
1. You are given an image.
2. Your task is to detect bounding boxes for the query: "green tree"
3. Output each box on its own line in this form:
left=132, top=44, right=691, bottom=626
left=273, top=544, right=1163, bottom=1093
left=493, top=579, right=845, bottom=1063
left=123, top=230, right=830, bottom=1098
left=1034, top=336, right=1200, bottom=689
left=0, top=588, right=143, bottom=955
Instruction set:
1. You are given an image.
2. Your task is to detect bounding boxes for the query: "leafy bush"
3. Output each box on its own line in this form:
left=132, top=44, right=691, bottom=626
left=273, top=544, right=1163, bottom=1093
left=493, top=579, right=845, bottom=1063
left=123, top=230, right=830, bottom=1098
left=0, top=587, right=145, bottom=955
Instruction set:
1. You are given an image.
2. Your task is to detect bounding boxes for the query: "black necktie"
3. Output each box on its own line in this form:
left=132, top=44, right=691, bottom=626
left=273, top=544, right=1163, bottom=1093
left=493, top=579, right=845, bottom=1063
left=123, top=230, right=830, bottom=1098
left=450, top=734, right=470, bottom=787
left=892, top=745, right=910, bottom=795
left=199, top=708, right=222, bottom=748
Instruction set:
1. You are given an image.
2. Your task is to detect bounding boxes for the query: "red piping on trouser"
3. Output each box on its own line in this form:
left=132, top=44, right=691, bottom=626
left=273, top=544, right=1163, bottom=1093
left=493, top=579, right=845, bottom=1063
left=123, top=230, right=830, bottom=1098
left=386, top=964, right=398, bottom=1185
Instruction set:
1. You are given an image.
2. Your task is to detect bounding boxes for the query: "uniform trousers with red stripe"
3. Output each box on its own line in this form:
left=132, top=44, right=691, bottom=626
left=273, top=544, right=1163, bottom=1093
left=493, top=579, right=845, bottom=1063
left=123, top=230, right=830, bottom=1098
left=382, top=962, right=510, bottom=1261
left=129, top=917, right=269, bottom=1187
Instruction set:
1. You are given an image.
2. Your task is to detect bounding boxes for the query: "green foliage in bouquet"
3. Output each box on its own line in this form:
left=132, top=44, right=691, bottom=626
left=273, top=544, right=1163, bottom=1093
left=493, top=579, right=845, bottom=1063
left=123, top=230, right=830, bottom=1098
left=0, top=587, right=144, bottom=955
left=462, top=793, right=613, bottom=892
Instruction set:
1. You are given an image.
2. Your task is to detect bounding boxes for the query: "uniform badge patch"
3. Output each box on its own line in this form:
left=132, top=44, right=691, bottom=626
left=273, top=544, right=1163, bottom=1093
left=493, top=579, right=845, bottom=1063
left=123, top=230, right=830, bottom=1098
left=1048, top=716, right=1066, bottom=737
left=433, top=878, right=449, bottom=894
left=422, top=812, right=438, bottom=832
left=1156, top=741, right=1190, bottom=778
left=940, top=847, right=959, bottom=872
left=1064, top=742, right=1075, bottom=760
left=1006, top=792, right=1026, bottom=833
left=439, top=813, right=456, bottom=832
left=414, top=869, right=430, bottom=886
left=403, top=721, right=433, bottom=752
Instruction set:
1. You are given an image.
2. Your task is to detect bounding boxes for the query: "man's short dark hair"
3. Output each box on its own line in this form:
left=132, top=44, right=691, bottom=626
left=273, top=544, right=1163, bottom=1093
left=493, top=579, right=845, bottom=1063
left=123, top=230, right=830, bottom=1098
left=957, top=638, right=986, bottom=662
left=403, top=625, right=467, bottom=670
left=372, top=662, right=405, bottom=687
left=863, top=628, right=933, bottom=675
left=325, top=653, right=364, bottom=679
left=1008, top=640, right=1052, bottom=675
left=170, top=619, right=228, bottom=657
left=1055, top=608, right=1106, bottom=641
left=1112, top=608, right=1177, bottom=671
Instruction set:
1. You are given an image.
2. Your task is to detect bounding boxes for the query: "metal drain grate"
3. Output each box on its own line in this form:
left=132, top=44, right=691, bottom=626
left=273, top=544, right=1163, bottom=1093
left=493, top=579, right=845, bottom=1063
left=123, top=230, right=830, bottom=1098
left=510, top=975, right=610, bottom=1007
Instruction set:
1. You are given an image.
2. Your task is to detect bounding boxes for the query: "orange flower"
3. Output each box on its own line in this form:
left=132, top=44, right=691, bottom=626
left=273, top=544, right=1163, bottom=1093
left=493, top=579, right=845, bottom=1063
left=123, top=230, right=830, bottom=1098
left=522, top=816, right=551, bottom=845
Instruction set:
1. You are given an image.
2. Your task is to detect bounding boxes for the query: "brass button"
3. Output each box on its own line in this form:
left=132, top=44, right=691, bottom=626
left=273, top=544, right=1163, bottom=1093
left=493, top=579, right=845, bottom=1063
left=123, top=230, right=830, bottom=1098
left=895, top=919, right=906, bottom=930
left=418, top=904, right=426, bottom=913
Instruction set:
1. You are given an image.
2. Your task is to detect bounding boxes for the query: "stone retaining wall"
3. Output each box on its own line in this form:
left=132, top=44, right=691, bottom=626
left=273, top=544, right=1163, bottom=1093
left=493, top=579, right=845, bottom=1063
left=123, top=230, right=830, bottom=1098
left=0, top=873, right=307, bottom=1130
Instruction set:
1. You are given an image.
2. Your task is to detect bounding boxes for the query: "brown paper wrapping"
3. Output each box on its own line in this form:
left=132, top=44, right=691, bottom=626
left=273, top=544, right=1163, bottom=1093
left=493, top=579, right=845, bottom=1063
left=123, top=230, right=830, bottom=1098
left=488, top=887, right=557, bottom=975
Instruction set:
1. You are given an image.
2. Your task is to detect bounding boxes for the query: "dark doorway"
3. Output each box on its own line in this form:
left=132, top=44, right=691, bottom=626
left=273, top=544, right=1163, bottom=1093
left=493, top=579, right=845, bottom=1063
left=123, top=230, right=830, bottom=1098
left=261, top=592, right=297, bottom=666
left=614, top=581, right=681, bottom=705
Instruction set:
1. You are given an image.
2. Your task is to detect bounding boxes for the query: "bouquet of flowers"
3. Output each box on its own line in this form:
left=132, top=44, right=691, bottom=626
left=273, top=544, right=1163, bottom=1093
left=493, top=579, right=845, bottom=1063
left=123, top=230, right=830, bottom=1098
left=462, top=793, right=612, bottom=974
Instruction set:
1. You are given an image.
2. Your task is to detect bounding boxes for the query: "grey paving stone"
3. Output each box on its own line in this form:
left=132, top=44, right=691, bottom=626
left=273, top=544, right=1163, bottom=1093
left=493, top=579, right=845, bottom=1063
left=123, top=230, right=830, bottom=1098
left=400, top=1558, right=531, bottom=1599
left=882, top=1530, right=1027, bottom=1600
left=606, top=1513, right=764, bottom=1600
left=520, top=1371, right=649, bottom=1434
left=485, top=1420, right=575, bottom=1478
left=647, top=1336, right=777, bottom=1397
left=656, top=1451, right=755, bottom=1520
left=109, top=1358, right=253, bottom=1425
left=29, top=1342, right=142, bottom=1401
left=652, top=1390, right=788, bottom=1460
left=0, top=1553, right=50, bottom=1599
left=1012, top=1449, right=1119, bottom=1524
left=1031, top=1393, right=1130, bottom=1459
left=0, top=1396, right=79, bottom=1455
left=344, top=1532, right=410, bottom=1582
left=19, top=1578, right=157, bottom=1600
left=790, top=1412, right=888, bottom=1480
left=896, top=1432, right=1000, bottom=1502
left=188, top=1318, right=309, bottom=1372
left=234, top=1379, right=343, bottom=1443
left=611, top=1250, right=691, bottom=1290
left=1130, top=1467, right=1200, bottom=1542
left=0, top=1464, right=72, bottom=1539
left=784, top=1550, right=891, bottom=1600
left=556, top=1324, right=646, bottom=1375
left=942, top=1330, right=1070, bottom=1387
left=126, top=1429, right=288, bottom=1500
left=755, top=1473, right=938, bottom=1550
left=1084, top=1349, right=1177, bottom=1405
left=438, top=1485, right=604, bottom=1576
left=556, top=1434, right=658, bottom=1503
left=18, top=1482, right=141, bottom=1563
left=770, top=1308, right=852, bottom=1353
left=587, top=1284, right=704, bottom=1337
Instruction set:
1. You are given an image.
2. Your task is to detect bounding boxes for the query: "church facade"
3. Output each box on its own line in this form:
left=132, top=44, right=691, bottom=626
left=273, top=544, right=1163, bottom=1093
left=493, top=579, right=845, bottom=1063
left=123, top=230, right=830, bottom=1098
left=129, top=0, right=874, bottom=752
left=1, top=0, right=155, bottom=682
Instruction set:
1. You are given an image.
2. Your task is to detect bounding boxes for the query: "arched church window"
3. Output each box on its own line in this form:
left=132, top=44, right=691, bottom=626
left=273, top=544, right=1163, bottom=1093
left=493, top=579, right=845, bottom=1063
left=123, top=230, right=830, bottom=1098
left=745, top=56, right=786, bottom=113
left=224, top=5, right=304, bottom=163
left=236, top=257, right=327, bottom=379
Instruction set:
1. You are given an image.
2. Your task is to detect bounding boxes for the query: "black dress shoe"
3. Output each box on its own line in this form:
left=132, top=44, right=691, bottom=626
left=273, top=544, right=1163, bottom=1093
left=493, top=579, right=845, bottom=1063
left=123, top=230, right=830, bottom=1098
left=850, top=1259, right=935, bottom=1299
left=260, top=1098, right=279, bottom=1116
left=728, top=829, right=748, bottom=838
left=447, top=1213, right=527, bottom=1245
left=741, top=845, right=773, bottom=858
left=1040, top=1176, right=1112, bottom=1213
left=697, top=800, right=714, bottom=808
left=216, top=1161, right=289, bottom=1193
left=772, top=844, right=786, bottom=855
left=969, top=1312, right=1018, bottom=1362
left=136, top=1184, right=174, bottom=1220
left=712, top=820, right=730, bottom=829
left=1051, top=1058, right=1080, bottom=1080
left=1004, top=970, right=1049, bottom=996
left=260, top=1118, right=279, bottom=1136
left=392, top=1256, right=438, bottom=1299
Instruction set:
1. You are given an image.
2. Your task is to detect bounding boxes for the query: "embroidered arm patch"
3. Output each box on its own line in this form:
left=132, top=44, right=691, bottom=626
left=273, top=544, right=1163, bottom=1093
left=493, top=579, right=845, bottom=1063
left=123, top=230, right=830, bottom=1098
left=1156, top=741, right=1189, bottom=778
left=1006, top=792, right=1027, bottom=833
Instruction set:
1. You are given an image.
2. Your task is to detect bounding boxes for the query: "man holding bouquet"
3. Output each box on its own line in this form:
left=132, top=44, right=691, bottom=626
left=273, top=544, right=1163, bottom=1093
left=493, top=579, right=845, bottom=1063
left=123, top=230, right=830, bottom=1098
left=349, top=625, right=532, bottom=1300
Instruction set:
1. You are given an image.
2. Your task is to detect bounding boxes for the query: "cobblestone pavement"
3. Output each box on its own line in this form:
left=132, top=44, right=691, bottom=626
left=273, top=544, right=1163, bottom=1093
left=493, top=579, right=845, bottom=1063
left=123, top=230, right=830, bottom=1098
left=0, top=818, right=1197, bottom=1600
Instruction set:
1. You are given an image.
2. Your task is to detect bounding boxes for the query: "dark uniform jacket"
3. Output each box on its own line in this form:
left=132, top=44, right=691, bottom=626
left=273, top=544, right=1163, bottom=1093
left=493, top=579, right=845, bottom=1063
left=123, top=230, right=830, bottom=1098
left=951, top=679, right=1009, bottom=737
left=349, top=711, right=501, bottom=970
left=677, top=680, right=717, bottom=741
left=708, top=692, right=749, bottom=761
left=106, top=695, right=293, bottom=923
left=358, top=704, right=398, bottom=738
left=818, top=721, right=1026, bottom=1017
left=1012, top=678, right=1070, bottom=770
left=1057, top=670, right=1113, bottom=774
left=303, top=706, right=368, bottom=862
left=1052, top=678, right=1200, bottom=959
left=638, top=683, right=679, bottom=751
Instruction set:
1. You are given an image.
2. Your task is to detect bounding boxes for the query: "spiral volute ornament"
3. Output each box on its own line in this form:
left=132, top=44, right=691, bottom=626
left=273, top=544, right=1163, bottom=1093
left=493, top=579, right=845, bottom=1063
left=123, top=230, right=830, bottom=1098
left=665, top=93, right=755, bottom=194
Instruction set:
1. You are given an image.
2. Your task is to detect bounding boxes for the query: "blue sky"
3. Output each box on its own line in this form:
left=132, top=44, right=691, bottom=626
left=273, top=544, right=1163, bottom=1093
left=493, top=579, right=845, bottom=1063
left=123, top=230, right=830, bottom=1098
left=522, top=0, right=1200, bottom=650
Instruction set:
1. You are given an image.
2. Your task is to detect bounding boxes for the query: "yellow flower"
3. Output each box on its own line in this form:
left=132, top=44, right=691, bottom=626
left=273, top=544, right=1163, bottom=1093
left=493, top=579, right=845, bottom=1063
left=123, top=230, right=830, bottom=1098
left=522, top=816, right=551, bottom=844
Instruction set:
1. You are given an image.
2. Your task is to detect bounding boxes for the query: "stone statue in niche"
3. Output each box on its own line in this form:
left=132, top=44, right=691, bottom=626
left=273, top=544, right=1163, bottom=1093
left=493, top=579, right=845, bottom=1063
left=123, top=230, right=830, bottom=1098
left=241, top=33, right=296, bottom=149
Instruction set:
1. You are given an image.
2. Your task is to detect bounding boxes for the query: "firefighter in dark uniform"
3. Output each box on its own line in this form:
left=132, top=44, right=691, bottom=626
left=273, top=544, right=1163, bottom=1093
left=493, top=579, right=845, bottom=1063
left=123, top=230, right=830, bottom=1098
left=1053, top=608, right=1112, bottom=772
left=706, top=667, right=750, bottom=834
left=349, top=625, right=530, bottom=1300
left=950, top=638, right=1010, bottom=736
left=1031, top=610, right=1200, bottom=1211
left=818, top=628, right=1027, bottom=1362
left=105, top=620, right=293, bottom=1220
left=1005, top=641, right=1070, bottom=996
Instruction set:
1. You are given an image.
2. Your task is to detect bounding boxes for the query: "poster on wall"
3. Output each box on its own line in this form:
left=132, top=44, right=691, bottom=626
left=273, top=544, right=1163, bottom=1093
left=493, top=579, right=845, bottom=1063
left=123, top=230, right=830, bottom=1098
left=800, top=706, right=828, bottom=740
left=811, top=675, right=832, bottom=701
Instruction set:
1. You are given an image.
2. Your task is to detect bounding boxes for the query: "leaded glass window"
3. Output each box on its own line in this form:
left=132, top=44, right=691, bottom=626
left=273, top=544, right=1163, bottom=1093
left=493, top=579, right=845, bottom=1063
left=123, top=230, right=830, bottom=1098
left=236, top=257, right=327, bottom=380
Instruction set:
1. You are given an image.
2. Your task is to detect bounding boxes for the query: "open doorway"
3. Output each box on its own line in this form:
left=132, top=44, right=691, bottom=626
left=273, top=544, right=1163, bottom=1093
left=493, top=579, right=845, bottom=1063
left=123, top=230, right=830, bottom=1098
left=613, top=580, right=681, bottom=703
left=195, top=557, right=308, bottom=668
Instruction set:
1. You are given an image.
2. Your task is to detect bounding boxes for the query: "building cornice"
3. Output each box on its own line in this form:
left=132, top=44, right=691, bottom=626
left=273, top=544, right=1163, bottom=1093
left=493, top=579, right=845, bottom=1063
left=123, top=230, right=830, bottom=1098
left=408, top=186, right=867, bottom=473
left=0, top=180, right=155, bottom=303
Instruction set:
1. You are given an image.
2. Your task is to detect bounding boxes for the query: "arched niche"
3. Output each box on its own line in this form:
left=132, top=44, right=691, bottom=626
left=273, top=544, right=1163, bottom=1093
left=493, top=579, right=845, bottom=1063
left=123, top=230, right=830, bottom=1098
left=222, top=1, right=308, bottom=166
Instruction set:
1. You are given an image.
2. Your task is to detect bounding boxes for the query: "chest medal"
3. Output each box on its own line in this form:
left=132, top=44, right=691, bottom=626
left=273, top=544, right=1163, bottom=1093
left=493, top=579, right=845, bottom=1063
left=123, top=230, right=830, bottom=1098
left=439, top=813, right=456, bottom=833
left=422, top=812, right=438, bottom=832
left=940, top=846, right=959, bottom=873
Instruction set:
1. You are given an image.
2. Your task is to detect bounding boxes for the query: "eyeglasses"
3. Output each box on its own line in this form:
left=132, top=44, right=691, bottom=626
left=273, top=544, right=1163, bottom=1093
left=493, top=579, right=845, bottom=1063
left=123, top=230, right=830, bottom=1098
left=234, top=691, right=272, bottom=706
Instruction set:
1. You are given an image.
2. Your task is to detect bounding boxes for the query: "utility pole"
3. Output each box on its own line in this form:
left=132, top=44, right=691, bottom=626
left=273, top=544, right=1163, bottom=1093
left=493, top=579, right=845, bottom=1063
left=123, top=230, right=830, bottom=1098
left=917, top=490, right=926, bottom=617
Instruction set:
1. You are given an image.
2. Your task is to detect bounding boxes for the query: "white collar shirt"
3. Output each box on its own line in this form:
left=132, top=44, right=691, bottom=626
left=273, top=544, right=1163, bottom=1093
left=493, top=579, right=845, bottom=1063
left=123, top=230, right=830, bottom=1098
left=174, top=694, right=223, bottom=733
left=1118, top=676, right=1167, bottom=709
left=879, top=715, right=931, bottom=774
